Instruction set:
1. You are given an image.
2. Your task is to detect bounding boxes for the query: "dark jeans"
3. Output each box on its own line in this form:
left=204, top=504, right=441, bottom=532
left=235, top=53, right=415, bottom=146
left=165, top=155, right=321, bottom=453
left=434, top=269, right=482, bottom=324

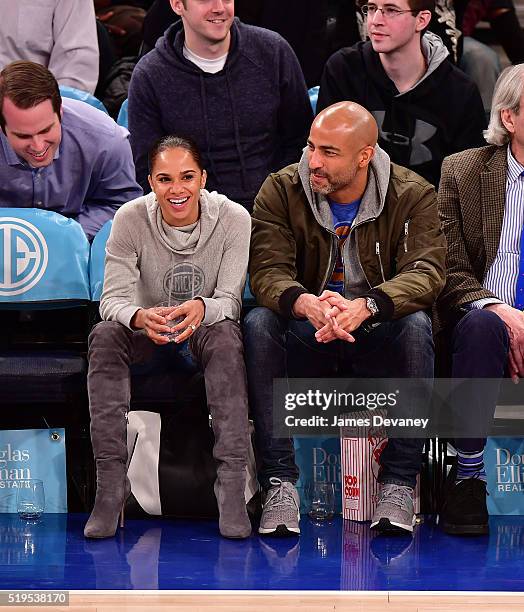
left=243, top=307, right=434, bottom=490
left=450, top=309, right=509, bottom=454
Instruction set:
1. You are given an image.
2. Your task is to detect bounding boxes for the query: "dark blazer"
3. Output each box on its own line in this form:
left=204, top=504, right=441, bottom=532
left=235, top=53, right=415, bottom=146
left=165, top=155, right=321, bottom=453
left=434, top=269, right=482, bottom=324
left=435, top=144, right=507, bottom=331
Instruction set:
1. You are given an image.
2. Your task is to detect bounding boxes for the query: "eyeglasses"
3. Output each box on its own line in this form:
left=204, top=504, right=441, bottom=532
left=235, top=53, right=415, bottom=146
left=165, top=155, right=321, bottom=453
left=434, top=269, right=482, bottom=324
left=361, top=4, right=417, bottom=18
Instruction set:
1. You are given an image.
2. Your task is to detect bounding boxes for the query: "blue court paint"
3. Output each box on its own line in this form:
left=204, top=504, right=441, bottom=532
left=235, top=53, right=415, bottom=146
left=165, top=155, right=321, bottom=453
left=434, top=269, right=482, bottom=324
left=0, top=514, right=522, bottom=591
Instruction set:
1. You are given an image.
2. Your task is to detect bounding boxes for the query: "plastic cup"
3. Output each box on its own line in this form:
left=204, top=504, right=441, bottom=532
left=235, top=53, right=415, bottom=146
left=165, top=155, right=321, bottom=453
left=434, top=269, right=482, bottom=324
left=156, top=301, right=184, bottom=341
left=307, top=482, right=335, bottom=521
left=16, top=479, right=45, bottom=520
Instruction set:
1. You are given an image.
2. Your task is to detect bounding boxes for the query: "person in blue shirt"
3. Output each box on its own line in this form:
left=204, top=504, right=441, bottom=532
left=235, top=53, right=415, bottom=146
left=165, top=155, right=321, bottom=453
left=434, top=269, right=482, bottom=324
left=0, top=61, right=142, bottom=241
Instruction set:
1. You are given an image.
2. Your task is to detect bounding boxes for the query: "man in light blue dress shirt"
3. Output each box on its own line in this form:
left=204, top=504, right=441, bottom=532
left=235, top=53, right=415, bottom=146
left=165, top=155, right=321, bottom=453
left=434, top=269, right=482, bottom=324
left=0, top=61, right=142, bottom=241
left=436, top=64, right=524, bottom=537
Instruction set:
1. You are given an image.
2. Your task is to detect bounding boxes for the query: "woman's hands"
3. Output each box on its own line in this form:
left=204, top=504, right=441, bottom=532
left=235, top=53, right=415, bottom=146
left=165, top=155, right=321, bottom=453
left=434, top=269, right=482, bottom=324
left=167, top=299, right=205, bottom=343
left=131, top=299, right=205, bottom=345
left=131, top=306, right=175, bottom=345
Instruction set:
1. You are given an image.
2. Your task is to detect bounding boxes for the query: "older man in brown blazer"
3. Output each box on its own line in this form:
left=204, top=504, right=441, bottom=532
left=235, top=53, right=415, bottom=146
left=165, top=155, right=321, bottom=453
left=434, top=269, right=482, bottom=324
left=436, top=64, right=524, bottom=536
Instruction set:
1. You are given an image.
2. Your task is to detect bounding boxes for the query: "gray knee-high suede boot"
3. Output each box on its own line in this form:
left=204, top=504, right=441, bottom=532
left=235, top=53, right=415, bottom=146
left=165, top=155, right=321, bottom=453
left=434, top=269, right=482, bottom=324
left=84, top=321, right=137, bottom=539
left=191, top=321, right=251, bottom=539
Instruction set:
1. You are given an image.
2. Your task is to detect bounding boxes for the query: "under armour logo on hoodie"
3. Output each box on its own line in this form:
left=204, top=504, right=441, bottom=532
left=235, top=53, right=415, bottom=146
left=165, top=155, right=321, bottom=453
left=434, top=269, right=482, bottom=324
left=372, top=111, right=438, bottom=166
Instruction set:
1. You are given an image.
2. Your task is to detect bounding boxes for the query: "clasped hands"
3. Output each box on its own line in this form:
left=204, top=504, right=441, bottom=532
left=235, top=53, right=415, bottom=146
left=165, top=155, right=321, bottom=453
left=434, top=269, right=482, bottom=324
left=292, top=291, right=372, bottom=344
left=131, top=299, right=205, bottom=345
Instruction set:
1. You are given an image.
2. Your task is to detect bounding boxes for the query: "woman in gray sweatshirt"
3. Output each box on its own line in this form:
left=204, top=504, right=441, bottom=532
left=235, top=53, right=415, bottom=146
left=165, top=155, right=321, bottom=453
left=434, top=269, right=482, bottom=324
left=84, top=135, right=252, bottom=540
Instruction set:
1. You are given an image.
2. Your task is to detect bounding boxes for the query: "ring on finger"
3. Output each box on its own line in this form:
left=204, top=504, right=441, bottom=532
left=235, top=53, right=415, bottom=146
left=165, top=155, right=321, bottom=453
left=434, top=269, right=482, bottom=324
left=190, top=324, right=196, bottom=331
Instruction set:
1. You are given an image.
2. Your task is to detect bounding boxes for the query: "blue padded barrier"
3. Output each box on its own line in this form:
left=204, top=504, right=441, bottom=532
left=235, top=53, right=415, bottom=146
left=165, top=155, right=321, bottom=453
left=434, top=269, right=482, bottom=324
left=59, top=85, right=109, bottom=115
left=0, top=209, right=90, bottom=306
left=309, top=86, right=319, bottom=114
left=89, top=220, right=112, bottom=302
left=117, top=99, right=129, bottom=129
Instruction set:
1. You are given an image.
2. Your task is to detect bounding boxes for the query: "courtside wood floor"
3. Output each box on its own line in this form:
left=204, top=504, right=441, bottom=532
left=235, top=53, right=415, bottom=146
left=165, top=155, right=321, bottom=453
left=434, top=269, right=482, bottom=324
left=2, top=592, right=524, bottom=611
left=0, top=513, right=523, bottom=607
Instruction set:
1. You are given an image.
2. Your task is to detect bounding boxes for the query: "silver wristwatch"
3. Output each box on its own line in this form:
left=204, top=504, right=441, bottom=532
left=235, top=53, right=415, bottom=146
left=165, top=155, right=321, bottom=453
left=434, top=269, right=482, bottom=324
left=365, top=297, right=379, bottom=318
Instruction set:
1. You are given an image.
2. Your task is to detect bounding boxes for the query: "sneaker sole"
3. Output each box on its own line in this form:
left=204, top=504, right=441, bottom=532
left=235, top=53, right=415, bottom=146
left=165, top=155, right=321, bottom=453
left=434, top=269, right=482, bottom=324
left=370, top=517, right=415, bottom=534
left=258, top=524, right=300, bottom=537
left=441, top=521, right=489, bottom=536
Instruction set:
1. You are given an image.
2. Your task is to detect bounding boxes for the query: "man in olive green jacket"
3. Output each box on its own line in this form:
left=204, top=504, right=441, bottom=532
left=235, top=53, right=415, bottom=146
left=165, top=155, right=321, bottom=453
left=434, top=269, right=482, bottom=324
left=244, top=102, right=446, bottom=537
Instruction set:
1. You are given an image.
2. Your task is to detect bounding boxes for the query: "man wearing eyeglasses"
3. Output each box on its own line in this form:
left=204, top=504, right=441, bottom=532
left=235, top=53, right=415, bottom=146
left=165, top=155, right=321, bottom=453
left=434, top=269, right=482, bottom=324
left=317, top=0, right=486, bottom=189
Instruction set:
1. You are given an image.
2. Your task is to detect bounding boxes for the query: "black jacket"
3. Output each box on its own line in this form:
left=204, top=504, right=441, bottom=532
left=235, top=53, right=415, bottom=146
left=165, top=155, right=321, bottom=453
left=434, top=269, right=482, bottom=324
left=317, top=35, right=486, bottom=189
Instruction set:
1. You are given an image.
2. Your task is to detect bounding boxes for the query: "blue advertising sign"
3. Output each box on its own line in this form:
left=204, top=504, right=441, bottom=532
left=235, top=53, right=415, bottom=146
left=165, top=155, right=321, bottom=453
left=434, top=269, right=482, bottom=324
left=486, top=437, right=524, bottom=515
left=295, top=436, right=342, bottom=515
left=0, top=429, right=67, bottom=513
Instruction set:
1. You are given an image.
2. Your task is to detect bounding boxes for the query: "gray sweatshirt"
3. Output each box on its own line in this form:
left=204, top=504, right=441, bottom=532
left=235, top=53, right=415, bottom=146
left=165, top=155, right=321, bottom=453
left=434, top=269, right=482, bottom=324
left=100, top=189, right=251, bottom=328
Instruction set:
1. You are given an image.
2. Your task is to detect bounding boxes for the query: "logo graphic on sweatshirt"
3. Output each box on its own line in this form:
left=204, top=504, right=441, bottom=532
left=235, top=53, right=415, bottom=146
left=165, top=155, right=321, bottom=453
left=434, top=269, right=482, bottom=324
left=0, top=217, right=48, bottom=296
left=164, top=263, right=205, bottom=302
left=372, top=111, right=438, bottom=166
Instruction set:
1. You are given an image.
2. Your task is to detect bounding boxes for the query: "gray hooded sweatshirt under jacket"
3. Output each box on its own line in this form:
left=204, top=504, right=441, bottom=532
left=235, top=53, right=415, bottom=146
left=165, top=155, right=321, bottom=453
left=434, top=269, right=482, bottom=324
left=297, top=143, right=391, bottom=299
left=100, top=189, right=251, bottom=328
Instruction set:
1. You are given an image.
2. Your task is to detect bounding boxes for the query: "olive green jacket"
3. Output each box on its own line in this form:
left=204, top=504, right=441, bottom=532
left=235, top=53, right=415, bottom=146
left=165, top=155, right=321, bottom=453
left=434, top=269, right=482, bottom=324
left=249, top=147, right=446, bottom=321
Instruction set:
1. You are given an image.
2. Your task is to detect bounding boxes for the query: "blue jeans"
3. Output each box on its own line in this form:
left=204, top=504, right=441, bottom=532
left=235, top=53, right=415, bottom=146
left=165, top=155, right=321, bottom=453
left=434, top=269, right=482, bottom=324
left=243, top=307, right=434, bottom=490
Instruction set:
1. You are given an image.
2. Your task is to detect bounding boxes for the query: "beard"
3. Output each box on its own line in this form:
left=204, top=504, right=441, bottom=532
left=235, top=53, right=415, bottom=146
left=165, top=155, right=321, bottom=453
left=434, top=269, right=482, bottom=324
left=309, top=166, right=358, bottom=196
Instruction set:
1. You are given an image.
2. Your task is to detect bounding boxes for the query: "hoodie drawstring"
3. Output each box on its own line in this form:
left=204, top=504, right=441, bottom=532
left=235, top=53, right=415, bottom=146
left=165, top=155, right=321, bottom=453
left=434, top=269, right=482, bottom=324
left=225, top=68, right=248, bottom=193
left=199, top=75, right=219, bottom=186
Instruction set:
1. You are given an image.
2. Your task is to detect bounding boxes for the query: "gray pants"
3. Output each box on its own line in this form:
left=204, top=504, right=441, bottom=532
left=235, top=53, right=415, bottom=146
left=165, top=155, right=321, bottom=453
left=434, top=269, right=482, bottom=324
left=87, top=319, right=250, bottom=477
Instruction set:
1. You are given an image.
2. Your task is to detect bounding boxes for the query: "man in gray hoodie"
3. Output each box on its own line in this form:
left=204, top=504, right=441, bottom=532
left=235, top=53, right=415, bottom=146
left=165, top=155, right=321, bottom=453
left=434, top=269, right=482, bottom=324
left=317, top=0, right=486, bottom=188
left=244, top=102, right=446, bottom=537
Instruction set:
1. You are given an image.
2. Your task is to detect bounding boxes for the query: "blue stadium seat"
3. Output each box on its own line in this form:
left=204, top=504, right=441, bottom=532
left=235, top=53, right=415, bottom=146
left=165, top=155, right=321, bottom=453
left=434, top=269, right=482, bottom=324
left=59, top=85, right=109, bottom=115
left=117, top=99, right=128, bottom=129
left=0, top=209, right=90, bottom=307
left=89, top=220, right=112, bottom=302
left=309, top=86, right=319, bottom=114
left=0, top=209, right=90, bottom=405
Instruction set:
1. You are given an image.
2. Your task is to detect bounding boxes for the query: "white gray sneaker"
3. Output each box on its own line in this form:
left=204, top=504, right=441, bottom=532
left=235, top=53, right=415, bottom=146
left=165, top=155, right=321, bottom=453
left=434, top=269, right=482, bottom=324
left=259, top=477, right=300, bottom=536
left=370, top=483, right=416, bottom=533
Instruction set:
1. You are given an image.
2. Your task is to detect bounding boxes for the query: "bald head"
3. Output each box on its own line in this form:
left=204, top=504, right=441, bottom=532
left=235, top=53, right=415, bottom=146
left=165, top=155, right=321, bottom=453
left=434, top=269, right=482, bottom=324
left=307, top=102, right=378, bottom=202
left=314, top=102, right=378, bottom=150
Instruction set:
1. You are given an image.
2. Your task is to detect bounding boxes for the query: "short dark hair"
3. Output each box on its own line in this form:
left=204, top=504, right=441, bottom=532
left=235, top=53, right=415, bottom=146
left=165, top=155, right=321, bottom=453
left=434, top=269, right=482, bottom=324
left=148, top=135, right=204, bottom=173
left=407, top=0, right=435, bottom=12
left=0, top=61, right=62, bottom=132
left=357, top=0, right=435, bottom=13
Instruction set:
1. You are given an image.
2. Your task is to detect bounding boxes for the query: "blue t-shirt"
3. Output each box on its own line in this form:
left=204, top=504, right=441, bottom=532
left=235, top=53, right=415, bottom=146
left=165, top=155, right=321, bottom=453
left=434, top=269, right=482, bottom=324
left=326, top=198, right=361, bottom=294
